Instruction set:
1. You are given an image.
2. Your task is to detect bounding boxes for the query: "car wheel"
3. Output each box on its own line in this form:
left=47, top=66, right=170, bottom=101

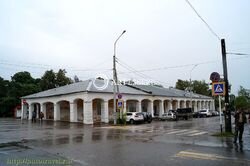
left=130, top=119, right=134, bottom=124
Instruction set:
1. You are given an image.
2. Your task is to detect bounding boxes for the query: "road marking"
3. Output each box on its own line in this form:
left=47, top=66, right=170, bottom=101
left=188, top=131, right=208, bottom=136
left=175, top=151, right=250, bottom=162
left=166, top=129, right=188, bottom=134
left=176, top=130, right=199, bottom=136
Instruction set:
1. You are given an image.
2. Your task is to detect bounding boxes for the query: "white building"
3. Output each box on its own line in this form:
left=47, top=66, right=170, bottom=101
left=21, top=79, right=215, bottom=124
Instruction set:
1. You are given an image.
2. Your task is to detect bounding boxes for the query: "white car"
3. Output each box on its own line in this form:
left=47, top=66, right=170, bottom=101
left=126, top=112, right=144, bottom=124
left=160, top=112, right=176, bottom=121
left=199, top=109, right=212, bottom=117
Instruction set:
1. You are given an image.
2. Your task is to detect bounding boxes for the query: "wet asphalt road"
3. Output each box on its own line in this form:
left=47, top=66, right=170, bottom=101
left=1, top=117, right=250, bottom=166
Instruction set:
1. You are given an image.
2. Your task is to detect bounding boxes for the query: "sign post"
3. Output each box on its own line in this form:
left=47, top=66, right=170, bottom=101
left=117, top=94, right=123, bottom=120
left=212, top=81, right=225, bottom=134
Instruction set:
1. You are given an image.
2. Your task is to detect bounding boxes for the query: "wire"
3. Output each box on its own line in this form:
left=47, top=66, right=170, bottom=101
left=118, top=60, right=217, bottom=74
left=226, top=52, right=250, bottom=56
left=116, top=58, right=172, bottom=86
left=185, top=0, right=221, bottom=41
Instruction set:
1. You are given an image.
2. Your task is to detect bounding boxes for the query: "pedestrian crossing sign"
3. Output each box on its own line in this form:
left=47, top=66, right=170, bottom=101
left=212, top=82, right=225, bottom=96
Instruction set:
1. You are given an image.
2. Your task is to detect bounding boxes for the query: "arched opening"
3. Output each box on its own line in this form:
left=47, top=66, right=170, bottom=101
left=108, top=99, right=116, bottom=122
left=153, top=100, right=161, bottom=117
left=126, top=100, right=139, bottom=112
left=164, top=100, right=171, bottom=113
left=180, top=100, right=185, bottom=108
left=44, top=102, right=54, bottom=120
left=74, top=99, right=84, bottom=122
left=30, top=103, right=41, bottom=120
left=141, top=99, right=151, bottom=113
left=92, top=98, right=104, bottom=124
left=186, top=100, right=191, bottom=108
left=172, top=100, right=178, bottom=110
left=58, top=100, right=70, bottom=121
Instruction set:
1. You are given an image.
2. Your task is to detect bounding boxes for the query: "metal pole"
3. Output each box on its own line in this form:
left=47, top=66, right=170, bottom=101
left=189, top=64, right=198, bottom=111
left=113, top=30, right=126, bottom=124
left=221, top=39, right=232, bottom=132
left=113, top=55, right=117, bottom=125
left=219, top=95, right=222, bottom=134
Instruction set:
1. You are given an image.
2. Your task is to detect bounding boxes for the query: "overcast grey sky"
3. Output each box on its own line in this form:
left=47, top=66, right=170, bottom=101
left=0, top=0, right=249, bottom=94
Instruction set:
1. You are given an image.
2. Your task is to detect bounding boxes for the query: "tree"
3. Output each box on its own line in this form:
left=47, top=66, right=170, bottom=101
left=175, top=79, right=211, bottom=96
left=56, top=69, right=72, bottom=87
left=40, top=69, right=72, bottom=91
left=0, top=72, right=40, bottom=117
left=235, top=86, right=250, bottom=110
left=175, top=79, right=190, bottom=91
left=40, top=70, right=57, bottom=90
left=0, top=77, right=8, bottom=98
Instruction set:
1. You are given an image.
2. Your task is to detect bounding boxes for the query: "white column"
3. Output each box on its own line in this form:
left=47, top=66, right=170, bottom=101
left=35, top=104, right=39, bottom=119
left=70, top=103, right=77, bottom=122
left=193, top=101, right=197, bottom=112
left=21, top=102, right=25, bottom=119
left=159, top=101, right=164, bottom=117
left=123, top=100, right=127, bottom=113
left=183, top=100, right=186, bottom=108
left=198, top=101, right=201, bottom=111
left=29, top=104, right=33, bottom=120
left=137, top=101, right=142, bottom=112
left=170, top=101, right=173, bottom=110
left=104, top=100, right=109, bottom=123
left=54, top=103, right=60, bottom=121
left=149, top=101, right=154, bottom=117
left=84, top=100, right=93, bottom=124
left=177, top=100, right=180, bottom=109
left=41, top=103, right=46, bottom=120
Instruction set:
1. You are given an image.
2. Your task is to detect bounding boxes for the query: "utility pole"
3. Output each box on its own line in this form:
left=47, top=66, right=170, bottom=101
left=113, top=30, right=126, bottom=125
left=221, top=39, right=232, bottom=133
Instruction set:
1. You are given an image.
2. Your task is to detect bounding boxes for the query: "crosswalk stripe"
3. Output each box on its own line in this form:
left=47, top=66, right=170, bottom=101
left=176, top=130, right=199, bottom=136
left=166, top=129, right=188, bottom=134
left=188, top=131, right=208, bottom=136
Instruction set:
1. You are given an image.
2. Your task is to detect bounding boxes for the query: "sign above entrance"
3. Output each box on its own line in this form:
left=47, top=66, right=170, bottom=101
left=212, top=82, right=225, bottom=96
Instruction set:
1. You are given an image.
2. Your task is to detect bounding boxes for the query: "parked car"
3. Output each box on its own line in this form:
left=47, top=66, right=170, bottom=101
left=199, top=109, right=212, bottom=117
left=176, top=108, right=193, bottom=120
left=211, top=110, right=219, bottom=116
left=140, top=112, right=152, bottom=123
left=126, top=112, right=144, bottom=124
left=193, top=111, right=202, bottom=118
left=164, top=112, right=176, bottom=121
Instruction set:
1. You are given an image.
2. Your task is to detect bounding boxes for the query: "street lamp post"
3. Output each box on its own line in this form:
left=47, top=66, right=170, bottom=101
left=113, top=30, right=126, bottom=125
left=189, top=64, right=198, bottom=111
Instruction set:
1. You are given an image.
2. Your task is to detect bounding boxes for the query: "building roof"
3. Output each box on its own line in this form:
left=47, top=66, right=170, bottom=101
left=22, top=79, right=212, bottom=100
left=22, top=79, right=149, bottom=99
left=127, top=84, right=212, bottom=99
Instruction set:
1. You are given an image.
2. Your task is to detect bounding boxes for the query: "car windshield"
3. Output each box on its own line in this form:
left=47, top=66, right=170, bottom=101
left=200, top=110, right=207, bottom=112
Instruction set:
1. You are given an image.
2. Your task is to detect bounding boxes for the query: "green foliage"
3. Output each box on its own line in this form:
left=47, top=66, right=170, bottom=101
left=56, top=69, right=72, bottom=87
left=40, top=69, right=72, bottom=91
left=175, top=79, right=190, bottom=90
left=117, top=113, right=127, bottom=125
left=175, top=79, right=211, bottom=96
left=40, top=70, right=57, bottom=91
left=235, top=86, right=250, bottom=110
left=0, top=69, right=72, bottom=117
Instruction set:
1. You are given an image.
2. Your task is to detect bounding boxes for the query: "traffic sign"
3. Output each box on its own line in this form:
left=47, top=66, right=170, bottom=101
left=210, top=72, right=220, bottom=82
left=117, top=93, right=122, bottom=99
left=212, top=82, right=225, bottom=96
left=117, top=99, right=123, bottom=109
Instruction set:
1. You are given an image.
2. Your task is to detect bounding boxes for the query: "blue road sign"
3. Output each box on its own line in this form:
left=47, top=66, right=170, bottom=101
left=212, top=82, right=225, bottom=96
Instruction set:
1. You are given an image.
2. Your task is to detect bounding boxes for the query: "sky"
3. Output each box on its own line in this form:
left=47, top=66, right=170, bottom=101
left=0, top=0, right=249, bottom=95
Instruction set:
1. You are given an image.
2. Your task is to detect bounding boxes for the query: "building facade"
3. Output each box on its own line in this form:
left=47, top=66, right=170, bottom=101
left=21, top=79, right=215, bottom=124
